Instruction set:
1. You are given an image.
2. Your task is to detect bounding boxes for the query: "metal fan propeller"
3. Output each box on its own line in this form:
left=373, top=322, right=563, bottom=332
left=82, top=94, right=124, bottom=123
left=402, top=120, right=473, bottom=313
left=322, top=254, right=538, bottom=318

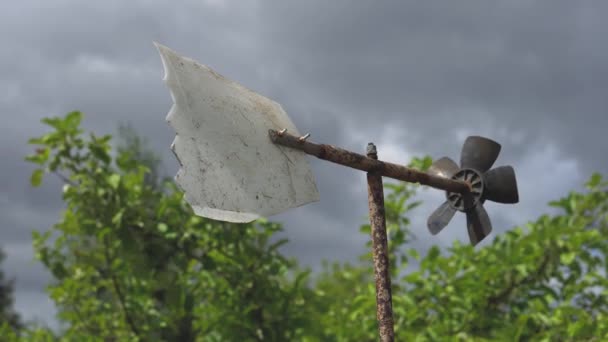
left=426, top=136, right=519, bottom=246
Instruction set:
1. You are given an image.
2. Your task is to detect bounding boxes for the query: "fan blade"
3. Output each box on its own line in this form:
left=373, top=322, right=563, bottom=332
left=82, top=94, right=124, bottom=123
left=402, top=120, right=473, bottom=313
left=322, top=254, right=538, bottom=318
left=427, top=201, right=457, bottom=235
left=460, top=136, right=501, bottom=173
left=466, top=203, right=492, bottom=246
left=428, top=157, right=460, bottom=179
left=484, top=166, right=519, bottom=204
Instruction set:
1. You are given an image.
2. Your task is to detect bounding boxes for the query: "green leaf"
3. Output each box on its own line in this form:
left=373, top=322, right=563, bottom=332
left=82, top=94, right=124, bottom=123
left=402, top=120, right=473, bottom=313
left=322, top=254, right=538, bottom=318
left=560, top=252, right=577, bottom=265
left=41, top=117, right=64, bottom=130
left=97, top=227, right=112, bottom=240
left=107, top=174, right=121, bottom=189
left=587, top=173, right=603, bottom=188
left=569, top=196, right=578, bottom=213
left=30, top=169, right=44, bottom=187
left=90, top=144, right=111, bottom=164
left=515, top=264, right=528, bottom=276
left=111, top=210, right=124, bottom=225
left=408, top=248, right=420, bottom=261
left=65, top=111, right=83, bottom=130
left=427, top=246, right=440, bottom=261
left=157, top=222, right=168, bottom=233
left=359, top=224, right=371, bottom=234
left=269, top=238, right=289, bottom=252
left=25, top=147, right=50, bottom=165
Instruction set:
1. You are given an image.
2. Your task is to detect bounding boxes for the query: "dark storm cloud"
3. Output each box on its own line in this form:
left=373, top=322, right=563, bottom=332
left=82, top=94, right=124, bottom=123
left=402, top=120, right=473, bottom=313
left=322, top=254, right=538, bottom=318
left=252, top=1, right=608, bottom=172
left=1, top=0, right=605, bottom=326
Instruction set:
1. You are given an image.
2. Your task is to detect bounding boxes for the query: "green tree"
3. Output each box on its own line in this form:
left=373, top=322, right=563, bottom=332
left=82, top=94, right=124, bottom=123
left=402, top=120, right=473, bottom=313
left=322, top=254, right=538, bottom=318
left=0, top=248, right=22, bottom=331
left=115, top=122, right=164, bottom=188
left=23, top=112, right=315, bottom=341
left=18, top=111, right=608, bottom=341
left=302, top=169, right=608, bottom=341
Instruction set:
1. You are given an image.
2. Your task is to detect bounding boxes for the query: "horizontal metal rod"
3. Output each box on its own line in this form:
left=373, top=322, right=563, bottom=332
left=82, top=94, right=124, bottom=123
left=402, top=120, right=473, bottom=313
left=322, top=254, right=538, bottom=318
left=268, top=129, right=471, bottom=194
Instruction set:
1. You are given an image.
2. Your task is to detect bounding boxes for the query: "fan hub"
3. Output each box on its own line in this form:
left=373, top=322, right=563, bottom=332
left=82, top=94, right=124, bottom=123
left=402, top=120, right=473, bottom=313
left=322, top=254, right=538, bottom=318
left=446, top=168, right=484, bottom=212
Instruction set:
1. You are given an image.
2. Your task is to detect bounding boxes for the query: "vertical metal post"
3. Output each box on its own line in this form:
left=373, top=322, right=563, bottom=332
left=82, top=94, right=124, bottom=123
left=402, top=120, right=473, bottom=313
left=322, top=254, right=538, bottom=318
left=366, top=143, right=395, bottom=342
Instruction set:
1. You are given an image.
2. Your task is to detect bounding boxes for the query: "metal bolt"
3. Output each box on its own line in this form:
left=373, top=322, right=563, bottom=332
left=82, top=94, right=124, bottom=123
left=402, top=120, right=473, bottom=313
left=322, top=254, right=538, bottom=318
left=298, top=133, right=311, bottom=142
left=367, top=142, right=377, bottom=157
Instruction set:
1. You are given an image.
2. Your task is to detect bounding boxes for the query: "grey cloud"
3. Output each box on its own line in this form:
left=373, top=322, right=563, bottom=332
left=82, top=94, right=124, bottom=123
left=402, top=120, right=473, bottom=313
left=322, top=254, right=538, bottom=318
left=252, top=1, right=608, bottom=174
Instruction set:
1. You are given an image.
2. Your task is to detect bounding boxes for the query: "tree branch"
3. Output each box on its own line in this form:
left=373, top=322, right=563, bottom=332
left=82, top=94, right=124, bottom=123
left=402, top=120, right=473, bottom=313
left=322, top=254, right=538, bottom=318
left=102, top=237, right=141, bottom=338
left=487, top=254, right=552, bottom=309
left=52, top=170, right=78, bottom=187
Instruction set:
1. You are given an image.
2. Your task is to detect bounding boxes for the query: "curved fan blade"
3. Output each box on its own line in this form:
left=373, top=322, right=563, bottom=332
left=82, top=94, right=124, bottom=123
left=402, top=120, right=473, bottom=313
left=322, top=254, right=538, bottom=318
left=484, top=166, right=519, bottom=204
left=460, top=136, right=501, bottom=173
left=428, top=157, right=460, bottom=179
left=465, top=203, right=492, bottom=246
left=427, top=201, right=457, bottom=235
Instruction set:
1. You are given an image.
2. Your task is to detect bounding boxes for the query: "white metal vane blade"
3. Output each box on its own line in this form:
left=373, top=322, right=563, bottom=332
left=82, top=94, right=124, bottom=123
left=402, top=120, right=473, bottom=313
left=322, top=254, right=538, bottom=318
left=155, top=42, right=320, bottom=223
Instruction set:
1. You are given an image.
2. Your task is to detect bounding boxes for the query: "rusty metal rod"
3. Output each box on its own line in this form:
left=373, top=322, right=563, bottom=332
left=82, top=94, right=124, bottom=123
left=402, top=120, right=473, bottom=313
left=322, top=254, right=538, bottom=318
left=366, top=143, right=395, bottom=342
left=268, top=129, right=471, bottom=194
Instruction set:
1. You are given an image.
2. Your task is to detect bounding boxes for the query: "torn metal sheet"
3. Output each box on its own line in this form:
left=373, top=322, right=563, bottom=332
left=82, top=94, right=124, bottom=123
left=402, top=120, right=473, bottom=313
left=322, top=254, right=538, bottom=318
left=155, top=43, right=319, bottom=223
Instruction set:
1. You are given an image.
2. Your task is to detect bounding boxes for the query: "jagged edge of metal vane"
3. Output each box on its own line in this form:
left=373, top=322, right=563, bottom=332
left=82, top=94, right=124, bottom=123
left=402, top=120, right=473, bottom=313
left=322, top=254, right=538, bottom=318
left=154, top=42, right=261, bottom=223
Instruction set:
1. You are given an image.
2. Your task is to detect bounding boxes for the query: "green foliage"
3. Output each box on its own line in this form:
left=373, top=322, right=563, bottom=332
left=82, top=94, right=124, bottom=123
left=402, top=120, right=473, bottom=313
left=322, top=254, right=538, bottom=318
left=305, top=167, right=608, bottom=341
left=0, top=249, right=22, bottom=333
left=115, top=122, right=164, bottom=188
left=25, top=112, right=315, bottom=341
left=0, top=322, right=57, bottom=342
left=22, top=111, right=608, bottom=341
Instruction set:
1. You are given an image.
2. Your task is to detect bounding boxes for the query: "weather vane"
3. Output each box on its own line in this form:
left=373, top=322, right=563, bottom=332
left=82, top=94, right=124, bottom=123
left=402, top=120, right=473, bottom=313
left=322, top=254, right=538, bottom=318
left=155, top=42, right=519, bottom=342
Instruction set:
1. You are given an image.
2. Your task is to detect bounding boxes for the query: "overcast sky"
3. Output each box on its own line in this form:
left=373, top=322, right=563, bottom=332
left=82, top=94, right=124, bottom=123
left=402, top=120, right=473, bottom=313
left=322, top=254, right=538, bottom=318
left=1, top=0, right=606, bottom=327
